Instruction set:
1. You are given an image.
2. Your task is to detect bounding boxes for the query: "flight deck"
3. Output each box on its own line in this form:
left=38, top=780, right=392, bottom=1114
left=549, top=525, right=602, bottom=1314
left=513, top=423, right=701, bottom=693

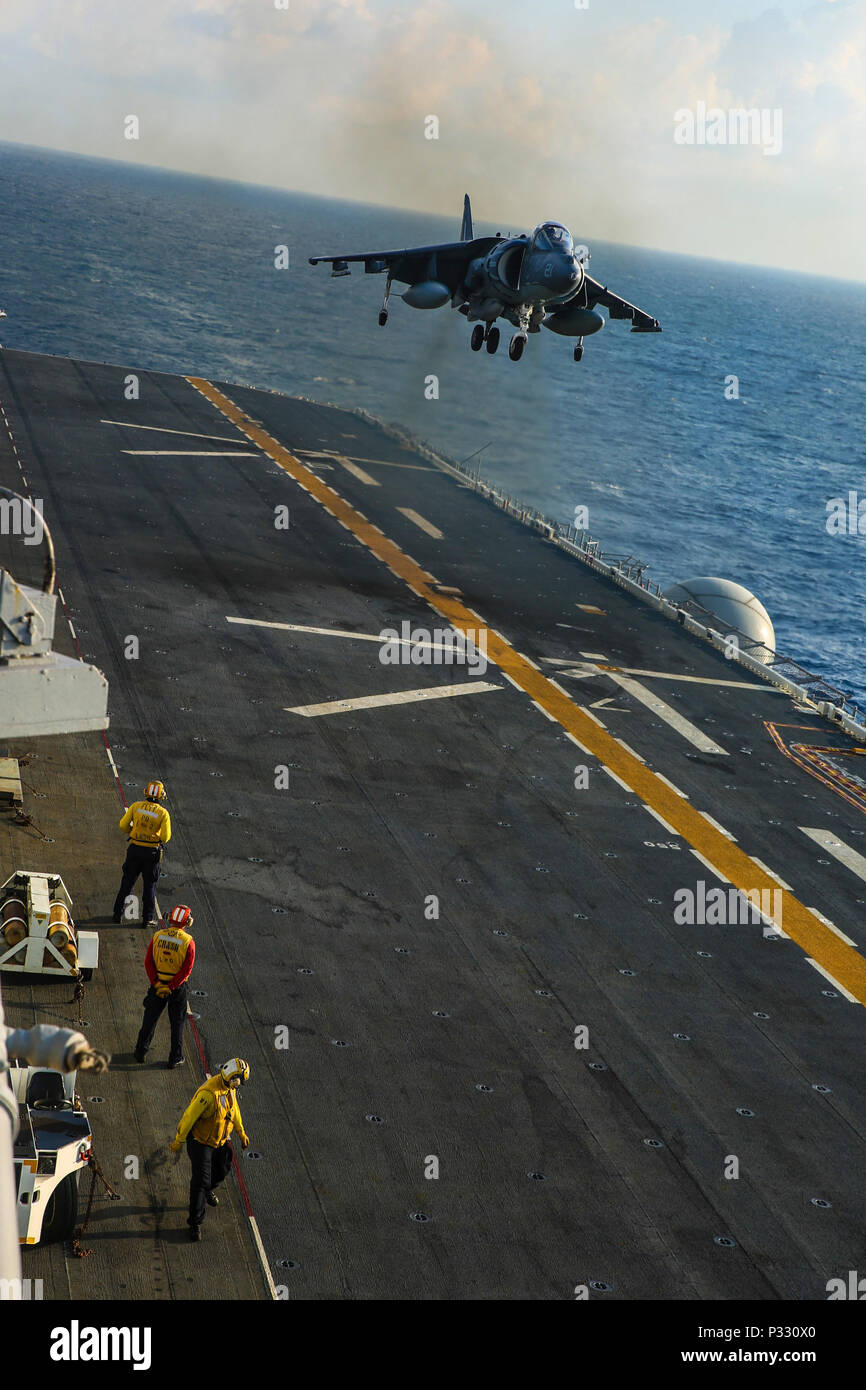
left=1, top=346, right=865, bottom=1301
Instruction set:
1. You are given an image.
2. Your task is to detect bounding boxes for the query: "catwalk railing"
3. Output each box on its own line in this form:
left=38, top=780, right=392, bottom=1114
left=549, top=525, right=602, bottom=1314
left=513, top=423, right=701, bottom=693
left=442, top=455, right=866, bottom=740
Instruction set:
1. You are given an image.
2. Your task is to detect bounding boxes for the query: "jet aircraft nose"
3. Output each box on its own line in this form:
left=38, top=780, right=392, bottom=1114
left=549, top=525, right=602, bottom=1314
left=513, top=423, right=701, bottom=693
left=546, top=255, right=581, bottom=295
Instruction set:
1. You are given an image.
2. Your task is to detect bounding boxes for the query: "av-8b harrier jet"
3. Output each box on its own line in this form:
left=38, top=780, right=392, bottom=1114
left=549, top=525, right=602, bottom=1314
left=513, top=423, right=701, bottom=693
left=309, top=194, right=661, bottom=363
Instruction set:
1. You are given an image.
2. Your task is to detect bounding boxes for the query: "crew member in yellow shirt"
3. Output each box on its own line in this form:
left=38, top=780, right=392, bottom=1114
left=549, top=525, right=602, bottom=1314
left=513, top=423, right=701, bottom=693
left=112, top=780, right=172, bottom=927
left=169, top=1058, right=251, bottom=1241
left=134, top=905, right=196, bottom=1069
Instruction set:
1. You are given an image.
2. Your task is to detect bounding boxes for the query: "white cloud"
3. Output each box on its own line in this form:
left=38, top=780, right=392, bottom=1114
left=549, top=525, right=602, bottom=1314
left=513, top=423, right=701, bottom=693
left=0, top=0, right=864, bottom=278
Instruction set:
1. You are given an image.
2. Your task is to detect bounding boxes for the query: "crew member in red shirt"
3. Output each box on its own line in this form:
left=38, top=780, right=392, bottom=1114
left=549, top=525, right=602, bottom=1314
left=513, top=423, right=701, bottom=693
left=134, top=905, right=196, bottom=1069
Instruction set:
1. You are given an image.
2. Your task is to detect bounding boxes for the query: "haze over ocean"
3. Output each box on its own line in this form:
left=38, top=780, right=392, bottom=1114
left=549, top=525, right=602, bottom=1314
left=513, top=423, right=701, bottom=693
left=2, top=143, right=863, bottom=703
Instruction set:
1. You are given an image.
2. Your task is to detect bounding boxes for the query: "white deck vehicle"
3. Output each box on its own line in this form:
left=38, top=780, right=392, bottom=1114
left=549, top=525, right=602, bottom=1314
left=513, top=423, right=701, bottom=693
left=10, top=1063, right=92, bottom=1245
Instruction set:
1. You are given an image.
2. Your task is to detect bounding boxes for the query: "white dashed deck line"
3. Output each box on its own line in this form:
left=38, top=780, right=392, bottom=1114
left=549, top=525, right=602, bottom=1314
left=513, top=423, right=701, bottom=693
left=806, top=908, right=857, bottom=948
left=751, top=858, right=792, bottom=892
left=342, top=457, right=434, bottom=471
left=396, top=507, right=443, bottom=539
left=531, top=699, right=557, bottom=722
left=698, top=812, right=737, bottom=840
left=339, top=458, right=379, bottom=486
left=800, top=828, right=866, bottom=886
left=603, top=766, right=633, bottom=792
left=655, top=773, right=689, bottom=799
left=643, top=805, right=679, bottom=836
left=689, top=848, right=729, bottom=882
left=806, top=958, right=859, bottom=1003
left=613, top=737, right=646, bottom=764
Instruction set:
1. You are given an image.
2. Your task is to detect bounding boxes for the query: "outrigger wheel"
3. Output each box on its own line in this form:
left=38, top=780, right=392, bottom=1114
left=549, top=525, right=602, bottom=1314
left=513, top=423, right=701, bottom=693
left=486, top=326, right=500, bottom=354
left=573, top=339, right=584, bottom=362
left=508, top=332, right=526, bottom=362
left=470, top=324, right=485, bottom=351
left=378, top=309, right=389, bottom=327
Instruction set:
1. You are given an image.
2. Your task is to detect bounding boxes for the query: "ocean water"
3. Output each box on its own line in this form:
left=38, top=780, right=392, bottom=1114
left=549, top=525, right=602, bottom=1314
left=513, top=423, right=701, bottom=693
left=1, top=142, right=864, bottom=703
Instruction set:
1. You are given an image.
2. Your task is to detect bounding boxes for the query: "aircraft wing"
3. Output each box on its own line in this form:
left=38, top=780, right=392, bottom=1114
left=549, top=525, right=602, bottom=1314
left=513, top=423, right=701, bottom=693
left=582, top=274, right=662, bottom=332
left=309, top=236, right=500, bottom=291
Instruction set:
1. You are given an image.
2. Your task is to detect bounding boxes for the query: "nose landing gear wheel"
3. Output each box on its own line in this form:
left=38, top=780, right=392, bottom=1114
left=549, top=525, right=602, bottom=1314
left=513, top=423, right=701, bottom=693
left=486, top=326, right=500, bottom=354
left=470, top=325, right=485, bottom=351
left=508, top=333, right=526, bottom=362
left=378, top=310, right=389, bottom=327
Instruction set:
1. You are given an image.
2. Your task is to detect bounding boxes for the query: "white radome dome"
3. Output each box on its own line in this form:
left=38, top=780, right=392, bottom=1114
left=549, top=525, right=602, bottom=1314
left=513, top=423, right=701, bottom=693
left=661, top=576, right=775, bottom=655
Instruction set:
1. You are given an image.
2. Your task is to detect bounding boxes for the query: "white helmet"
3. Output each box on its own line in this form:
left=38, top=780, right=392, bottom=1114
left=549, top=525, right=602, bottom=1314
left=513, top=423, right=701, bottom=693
left=219, top=1057, right=250, bottom=1089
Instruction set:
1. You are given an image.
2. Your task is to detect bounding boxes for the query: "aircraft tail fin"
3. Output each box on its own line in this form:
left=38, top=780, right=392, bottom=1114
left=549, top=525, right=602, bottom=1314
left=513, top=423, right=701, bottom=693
left=460, top=194, right=473, bottom=242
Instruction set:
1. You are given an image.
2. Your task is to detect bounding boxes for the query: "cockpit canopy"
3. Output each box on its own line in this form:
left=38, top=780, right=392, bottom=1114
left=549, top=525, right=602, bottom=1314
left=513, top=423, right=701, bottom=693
left=529, top=222, right=574, bottom=255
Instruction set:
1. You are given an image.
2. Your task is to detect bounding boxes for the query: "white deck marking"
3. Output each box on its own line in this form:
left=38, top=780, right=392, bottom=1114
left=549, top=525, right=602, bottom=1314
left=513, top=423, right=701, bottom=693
left=698, top=812, right=736, bottom=840
left=607, top=666, right=769, bottom=690
left=644, top=805, right=679, bottom=836
left=286, top=681, right=501, bottom=717
left=344, top=457, right=433, bottom=471
left=597, top=670, right=729, bottom=755
left=226, top=616, right=478, bottom=656
left=531, top=699, right=557, bottom=722
left=689, top=848, right=729, bottom=882
left=397, top=507, right=444, bottom=539
left=806, top=907, right=857, bottom=948
left=613, top=737, right=645, bottom=763
left=751, top=857, right=792, bottom=891
left=580, top=706, right=607, bottom=729
left=655, top=773, right=689, bottom=799
left=101, top=419, right=245, bottom=443
left=603, top=766, right=632, bottom=791
left=800, top=828, right=866, bottom=885
left=545, top=655, right=768, bottom=690
left=248, top=1216, right=279, bottom=1300
left=121, top=449, right=258, bottom=457
left=338, top=458, right=379, bottom=485
left=807, top=958, right=859, bottom=1003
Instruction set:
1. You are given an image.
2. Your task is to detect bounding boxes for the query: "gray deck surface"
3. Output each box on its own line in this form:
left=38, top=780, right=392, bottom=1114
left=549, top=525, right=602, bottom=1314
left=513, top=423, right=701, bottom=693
left=1, top=346, right=865, bottom=1301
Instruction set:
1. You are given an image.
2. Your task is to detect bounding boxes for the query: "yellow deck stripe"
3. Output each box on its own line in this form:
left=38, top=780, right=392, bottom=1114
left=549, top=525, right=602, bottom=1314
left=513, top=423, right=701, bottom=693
left=188, top=376, right=866, bottom=1006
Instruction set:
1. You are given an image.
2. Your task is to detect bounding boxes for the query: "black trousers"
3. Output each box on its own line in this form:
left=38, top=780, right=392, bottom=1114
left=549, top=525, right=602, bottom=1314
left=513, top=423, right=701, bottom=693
left=113, top=842, right=161, bottom=922
left=135, top=982, right=188, bottom=1064
left=186, top=1136, right=234, bottom=1227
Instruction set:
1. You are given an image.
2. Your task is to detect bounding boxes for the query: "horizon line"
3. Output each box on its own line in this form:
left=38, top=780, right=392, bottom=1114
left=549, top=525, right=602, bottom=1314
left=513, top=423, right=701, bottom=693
left=1, top=136, right=864, bottom=292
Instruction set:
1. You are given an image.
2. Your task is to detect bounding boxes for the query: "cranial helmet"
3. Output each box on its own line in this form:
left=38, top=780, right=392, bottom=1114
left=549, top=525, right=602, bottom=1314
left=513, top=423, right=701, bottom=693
left=219, top=1058, right=250, bottom=1089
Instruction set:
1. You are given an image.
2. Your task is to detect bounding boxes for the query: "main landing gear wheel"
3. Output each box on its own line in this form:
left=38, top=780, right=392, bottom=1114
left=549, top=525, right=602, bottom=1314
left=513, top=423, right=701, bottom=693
left=470, top=324, right=485, bottom=351
left=508, top=332, right=526, bottom=362
left=378, top=310, right=389, bottom=327
left=486, top=326, right=500, bottom=354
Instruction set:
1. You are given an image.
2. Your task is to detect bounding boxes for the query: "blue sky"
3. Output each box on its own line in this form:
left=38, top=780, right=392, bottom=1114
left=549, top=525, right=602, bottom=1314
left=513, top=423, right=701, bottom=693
left=0, top=0, right=863, bottom=280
